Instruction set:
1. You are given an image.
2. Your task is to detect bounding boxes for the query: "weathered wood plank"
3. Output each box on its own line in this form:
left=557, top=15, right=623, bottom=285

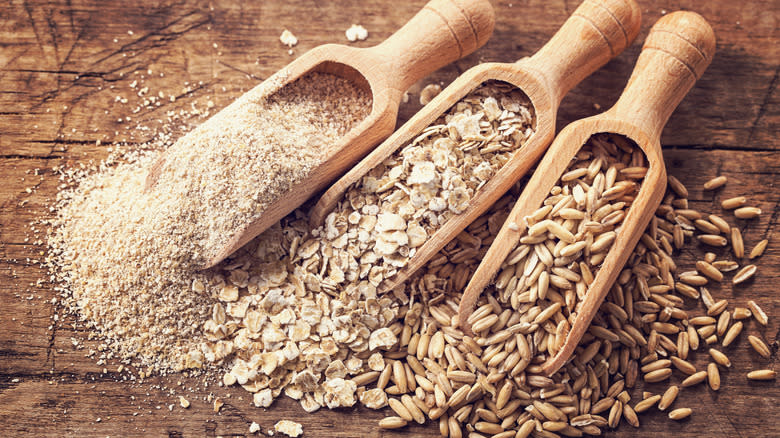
left=0, top=0, right=778, bottom=436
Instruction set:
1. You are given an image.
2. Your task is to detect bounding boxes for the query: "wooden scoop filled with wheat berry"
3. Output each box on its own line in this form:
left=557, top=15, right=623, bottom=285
left=144, top=0, right=495, bottom=270
left=456, top=11, right=716, bottom=377
left=310, top=0, right=642, bottom=295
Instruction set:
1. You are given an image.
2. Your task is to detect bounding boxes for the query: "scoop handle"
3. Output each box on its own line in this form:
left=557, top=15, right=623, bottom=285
left=367, top=0, right=495, bottom=92
left=606, top=11, right=716, bottom=142
left=522, top=0, right=642, bottom=105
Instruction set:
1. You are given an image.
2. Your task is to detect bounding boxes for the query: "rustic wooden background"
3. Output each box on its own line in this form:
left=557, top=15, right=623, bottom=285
left=1, top=0, right=778, bottom=436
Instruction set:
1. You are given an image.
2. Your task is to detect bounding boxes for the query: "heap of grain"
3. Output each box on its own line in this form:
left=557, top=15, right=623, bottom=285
left=199, top=81, right=536, bottom=411
left=48, top=80, right=537, bottom=412
left=48, top=72, right=371, bottom=372
left=367, top=135, right=774, bottom=436
left=49, top=71, right=775, bottom=434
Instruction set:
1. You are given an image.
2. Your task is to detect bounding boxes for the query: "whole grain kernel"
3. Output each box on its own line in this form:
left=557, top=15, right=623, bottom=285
left=474, top=421, right=503, bottom=434
left=701, top=287, right=716, bottom=309
left=379, top=416, right=408, bottom=429
left=675, top=283, right=700, bottom=299
left=707, top=363, right=721, bottom=391
left=730, top=227, right=744, bottom=258
left=747, top=369, right=777, bottom=380
left=697, top=234, right=728, bottom=247
left=377, top=363, right=393, bottom=390
left=641, top=359, right=671, bottom=373
left=747, top=300, right=768, bottom=325
left=708, top=214, right=731, bottom=234
left=671, top=356, right=697, bottom=375
left=716, top=311, right=731, bottom=337
left=679, top=274, right=708, bottom=286
left=448, top=416, right=462, bottom=438
left=698, top=324, right=717, bottom=339
left=747, top=335, right=771, bottom=358
left=707, top=299, right=729, bottom=316
left=709, top=348, right=731, bottom=367
left=703, top=176, right=727, bottom=190
left=689, top=316, right=717, bottom=326
left=516, top=420, right=535, bottom=438
left=694, top=219, right=720, bottom=234
left=687, top=325, right=700, bottom=351
left=392, top=360, right=408, bottom=393
left=668, top=408, right=692, bottom=420
left=696, top=260, right=723, bottom=282
left=438, top=415, right=449, bottom=436
left=608, top=400, right=623, bottom=429
left=623, top=404, right=639, bottom=427
left=401, top=394, right=425, bottom=424
left=681, top=371, right=708, bottom=387
left=667, top=175, right=688, bottom=198
left=634, top=395, right=661, bottom=413
left=749, top=239, right=768, bottom=259
left=722, top=321, right=743, bottom=347
left=658, top=386, right=679, bottom=411
left=721, top=196, right=747, bottom=210
left=644, top=368, right=673, bottom=383
left=732, top=264, right=757, bottom=285
left=734, top=206, right=761, bottom=219
left=388, top=397, right=413, bottom=421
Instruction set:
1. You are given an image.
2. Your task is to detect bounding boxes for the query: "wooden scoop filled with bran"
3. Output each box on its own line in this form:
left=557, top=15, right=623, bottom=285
left=143, top=0, right=496, bottom=269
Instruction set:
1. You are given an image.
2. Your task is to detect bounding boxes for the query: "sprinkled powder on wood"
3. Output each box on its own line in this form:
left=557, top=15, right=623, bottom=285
left=47, top=72, right=370, bottom=372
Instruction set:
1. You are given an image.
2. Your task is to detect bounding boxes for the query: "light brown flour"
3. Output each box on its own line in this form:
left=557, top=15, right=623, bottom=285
left=48, top=72, right=370, bottom=373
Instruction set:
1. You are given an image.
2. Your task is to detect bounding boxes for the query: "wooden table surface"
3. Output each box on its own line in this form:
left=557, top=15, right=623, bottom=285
left=1, top=0, right=778, bottom=436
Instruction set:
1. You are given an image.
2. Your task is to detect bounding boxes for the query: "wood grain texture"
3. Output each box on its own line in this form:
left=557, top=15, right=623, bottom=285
left=0, top=0, right=777, bottom=437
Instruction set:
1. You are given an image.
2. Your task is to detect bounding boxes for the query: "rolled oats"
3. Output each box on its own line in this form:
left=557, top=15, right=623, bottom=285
left=274, top=420, right=303, bottom=437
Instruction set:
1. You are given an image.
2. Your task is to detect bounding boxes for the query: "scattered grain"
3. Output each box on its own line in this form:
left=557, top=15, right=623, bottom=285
left=734, top=206, right=761, bottom=219
left=721, top=196, right=746, bottom=210
left=746, top=370, right=776, bottom=380
left=749, top=239, right=768, bottom=259
left=703, top=176, right=727, bottom=190
left=708, top=348, right=731, bottom=368
left=707, top=363, right=720, bottom=391
left=731, top=227, right=745, bottom=258
left=747, top=300, right=768, bottom=325
left=658, top=386, right=679, bottom=411
left=747, top=335, right=771, bottom=358
left=732, top=265, right=757, bottom=285
left=379, top=416, right=408, bottom=429
left=681, top=371, right=708, bottom=387
left=668, top=408, right=692, bottom=420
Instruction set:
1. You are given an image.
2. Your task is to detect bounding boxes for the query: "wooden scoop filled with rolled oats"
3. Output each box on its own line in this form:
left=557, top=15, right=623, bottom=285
left=309, top=0, right=642, bottom=295
left=457, top=11, right=716, bottom=376
left=143, top=0, right=496, bottom=269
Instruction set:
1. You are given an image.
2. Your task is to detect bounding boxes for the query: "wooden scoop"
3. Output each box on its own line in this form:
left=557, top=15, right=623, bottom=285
left=145, top=0, right=496, bottom=269
left=457, top=11, right=716, bottom=376
left=310, top=0, right=642, bottom=293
